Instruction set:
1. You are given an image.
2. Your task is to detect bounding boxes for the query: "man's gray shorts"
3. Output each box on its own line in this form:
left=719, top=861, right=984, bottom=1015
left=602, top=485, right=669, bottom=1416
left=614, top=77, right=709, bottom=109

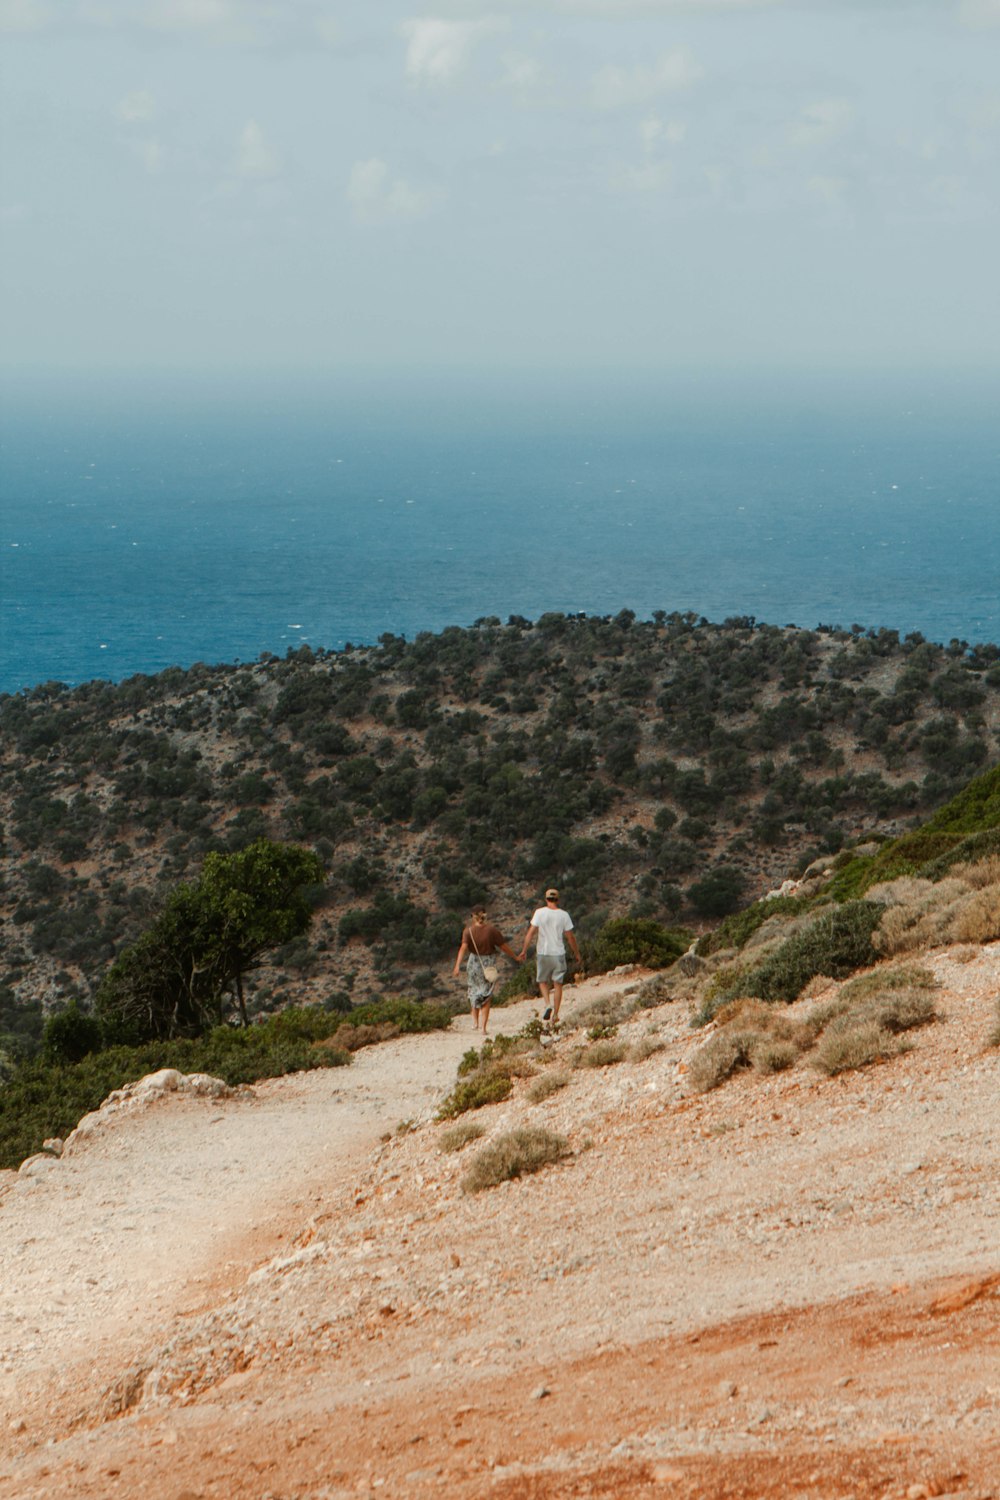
left=536, top=953, right=566, bottom=984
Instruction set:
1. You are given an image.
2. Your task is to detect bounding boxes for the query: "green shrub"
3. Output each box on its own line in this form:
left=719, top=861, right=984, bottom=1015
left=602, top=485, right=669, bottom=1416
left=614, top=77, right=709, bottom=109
left=437, top=1063, right=514, bottom=1119
left=42, top=1001, right=104, bottom=1064
left=687, top=865, right=745, bottom=919
left=739, top=901, right=883, bottom=1003
left=587, top=918, right=690, bottom=973
left=495, top=961, right=538, bottom=1003
left=339, top=996, right=456, bottom=1035
left=461, top=1126, right=569, bottom=1193
left=989, top=999, right=1000, bottom=1049
left=697, top=893, right=814, bottom=956
left=920, top=827, right=1000, bottom=880
left=0, top=1016, right=352, bottom=1170
left=438, top=1120, right=486, bottom=1153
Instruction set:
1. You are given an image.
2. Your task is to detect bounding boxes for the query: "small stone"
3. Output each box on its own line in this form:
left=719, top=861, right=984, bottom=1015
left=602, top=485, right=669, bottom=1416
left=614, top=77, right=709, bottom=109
left=42, top=1138, right=64, bottom=1157
left=716, top=1380, right=738, bottom=1400
left=906, top=1486, right=930, bottom=1500
left=650, top=1464, right=686, bottom=1484
left=9, top=1419, right=26, bottom=1434
left=530, top=1385, right=551, bottom=1401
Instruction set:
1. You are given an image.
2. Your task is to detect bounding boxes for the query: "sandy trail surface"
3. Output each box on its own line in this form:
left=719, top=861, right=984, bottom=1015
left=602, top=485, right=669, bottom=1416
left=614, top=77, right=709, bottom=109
left=1, top=958, right=998, bottom=1499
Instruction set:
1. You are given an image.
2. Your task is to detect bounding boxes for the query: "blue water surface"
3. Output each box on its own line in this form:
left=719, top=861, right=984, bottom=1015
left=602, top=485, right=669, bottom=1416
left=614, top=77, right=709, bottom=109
left=1, top=367, right=998, bottom=694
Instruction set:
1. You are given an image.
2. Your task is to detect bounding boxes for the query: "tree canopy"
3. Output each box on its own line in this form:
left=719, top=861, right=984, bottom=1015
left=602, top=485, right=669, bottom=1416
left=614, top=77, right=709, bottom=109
left=96, top=840, right=324, bottom=1042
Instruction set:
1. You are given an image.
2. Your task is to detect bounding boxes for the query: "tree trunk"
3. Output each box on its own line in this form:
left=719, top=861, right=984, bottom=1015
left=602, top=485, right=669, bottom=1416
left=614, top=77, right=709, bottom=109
left=236, top=970, right=248, bottom=1027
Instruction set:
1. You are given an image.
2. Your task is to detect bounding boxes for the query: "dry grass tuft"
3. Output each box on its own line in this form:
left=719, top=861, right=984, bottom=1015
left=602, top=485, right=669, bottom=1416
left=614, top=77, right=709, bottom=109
left=989, top=999, right=1000, bottom=1050
left=461, top=1127, right=569, bottom=1194
left=574, top=995, right=634, bottom=1033
left=872, top=866, right=1000, bottom=956
left=629, top=1034, right=665, bottom=1063
left=527, top=1070, right=571, bottom=1103
left=438, top=1120, right=486, bottom=1153
left=689, top=967, right=938, bottom=1093
left=574, top=1038, right=629, bottom=1069
left=810, top=1019, right=900, bottom=1076
left=837, top=962, right=938, bottom=1002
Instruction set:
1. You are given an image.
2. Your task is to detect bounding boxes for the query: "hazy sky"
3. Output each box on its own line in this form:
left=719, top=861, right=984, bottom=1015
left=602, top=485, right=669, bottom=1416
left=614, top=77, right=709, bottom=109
left=1, top=0, right=998, bottom=374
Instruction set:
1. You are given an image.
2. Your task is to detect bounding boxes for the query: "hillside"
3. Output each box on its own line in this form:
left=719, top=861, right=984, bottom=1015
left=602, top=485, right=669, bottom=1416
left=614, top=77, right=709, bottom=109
left=4, top=612, right=1000, bottom=1054
left=1, top=945, right=997, bottom=1498
left=3, top=741, right=1000, bottom=1495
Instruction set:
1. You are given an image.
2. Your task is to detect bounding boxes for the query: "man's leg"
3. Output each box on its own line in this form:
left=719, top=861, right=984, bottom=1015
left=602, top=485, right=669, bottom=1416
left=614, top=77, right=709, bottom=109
left=538, top=979, right=551, bottom=1018
left=550, top=980, right=564, bottom=1021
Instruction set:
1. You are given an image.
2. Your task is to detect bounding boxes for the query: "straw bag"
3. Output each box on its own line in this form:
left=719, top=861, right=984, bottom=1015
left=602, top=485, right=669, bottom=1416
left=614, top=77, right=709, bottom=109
left=469, top=928, right=499, bottom=984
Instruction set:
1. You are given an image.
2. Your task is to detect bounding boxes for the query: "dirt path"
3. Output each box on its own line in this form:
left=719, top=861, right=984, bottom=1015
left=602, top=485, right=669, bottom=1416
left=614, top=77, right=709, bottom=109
left=1, top=957, right=998, bottom=1499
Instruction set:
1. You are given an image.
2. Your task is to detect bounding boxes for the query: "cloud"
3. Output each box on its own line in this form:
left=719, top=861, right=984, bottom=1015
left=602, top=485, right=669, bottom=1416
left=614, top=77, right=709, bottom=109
left=236, top=120, right=281, bottom=179
left=500, top=50, right=543, bottom=92
left=400, top=17, right=504, bottom=84
left=591, top=48, right=704, bottom=110
left=130, top=139, right=164, bottom=174
left=347, top=158, right=432, bottom=224
left=116, top=90, right=156, bottom=124
left=788, top=98, right=854, bottom=147
left=640, top=115, right=686, bottom=151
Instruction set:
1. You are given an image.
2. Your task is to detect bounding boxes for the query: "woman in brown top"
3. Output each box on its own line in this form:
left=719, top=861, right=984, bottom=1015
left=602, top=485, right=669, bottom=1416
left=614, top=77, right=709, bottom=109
left=452, top=905, right=519, bottom=1033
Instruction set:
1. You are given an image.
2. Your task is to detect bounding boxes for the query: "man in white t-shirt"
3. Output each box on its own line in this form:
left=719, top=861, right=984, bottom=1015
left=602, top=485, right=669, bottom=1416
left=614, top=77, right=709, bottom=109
left=518, top=888, right=582, bottom=1022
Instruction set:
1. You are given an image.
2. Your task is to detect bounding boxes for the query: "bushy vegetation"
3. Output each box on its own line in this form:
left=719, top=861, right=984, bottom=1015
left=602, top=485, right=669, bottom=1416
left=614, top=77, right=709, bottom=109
left=587, top=918, right=690, bottom=974
left=437, top=1023, right=544, bottom=1118
left=0, top=1007, right=355, bottom=1170
left=437, top=1119, right=486, bottom=1153
left=4, top=614, right=999, bottom=1030
left=526, top=1070, right=570, bottom=1103
left=871, top=858, right=1000, bottom=957
left=688, top=965, right=938, bottom=1093
left=95, top=840, right=324, bottom=1044
left=460, top=1126, right=569, bottom=1193
left=700, top=900, right=883, bottom=1019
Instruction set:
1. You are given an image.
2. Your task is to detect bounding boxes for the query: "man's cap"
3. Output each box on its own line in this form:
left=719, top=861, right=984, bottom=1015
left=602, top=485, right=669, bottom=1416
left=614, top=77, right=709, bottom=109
left=545, top=888, right=559, bottom=900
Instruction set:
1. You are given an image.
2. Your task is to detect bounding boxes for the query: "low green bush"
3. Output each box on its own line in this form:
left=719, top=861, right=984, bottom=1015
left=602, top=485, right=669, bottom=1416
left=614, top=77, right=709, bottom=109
left=920, top=827, right=1000, bottom=880
left=587, top=917, right=690, bottom=973
left=42, top=1001, right=103, bottom=1064
left=495, top=961, right=538, bottom=1003
left=437, top=1063, right=514, bottom=1119
left=461, top=1126, right=569, bottom=1193
left=697, top=893, right=814, bottom=956
left=738, top=900, right=883, bottom=1004
left=0, top=1015, right=352, bottom=1170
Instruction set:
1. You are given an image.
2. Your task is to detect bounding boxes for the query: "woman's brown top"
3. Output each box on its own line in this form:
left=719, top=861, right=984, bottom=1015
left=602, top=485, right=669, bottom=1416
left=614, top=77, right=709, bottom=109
left=462, top=921, right=506, bottom=955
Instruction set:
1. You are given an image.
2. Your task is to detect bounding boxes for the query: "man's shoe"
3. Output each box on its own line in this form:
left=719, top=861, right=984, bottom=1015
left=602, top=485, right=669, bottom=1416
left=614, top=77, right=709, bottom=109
left=543, top=1007, right=552, bottom=1020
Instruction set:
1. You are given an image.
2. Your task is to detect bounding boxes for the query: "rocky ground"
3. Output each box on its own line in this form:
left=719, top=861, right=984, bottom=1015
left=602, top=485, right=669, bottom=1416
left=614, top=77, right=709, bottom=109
left=1, top=952, right=998, bottom=1500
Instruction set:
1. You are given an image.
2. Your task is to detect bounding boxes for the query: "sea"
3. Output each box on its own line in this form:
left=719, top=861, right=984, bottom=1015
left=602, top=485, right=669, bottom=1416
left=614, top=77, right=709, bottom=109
left=1, top=367, right=998, bottom=696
